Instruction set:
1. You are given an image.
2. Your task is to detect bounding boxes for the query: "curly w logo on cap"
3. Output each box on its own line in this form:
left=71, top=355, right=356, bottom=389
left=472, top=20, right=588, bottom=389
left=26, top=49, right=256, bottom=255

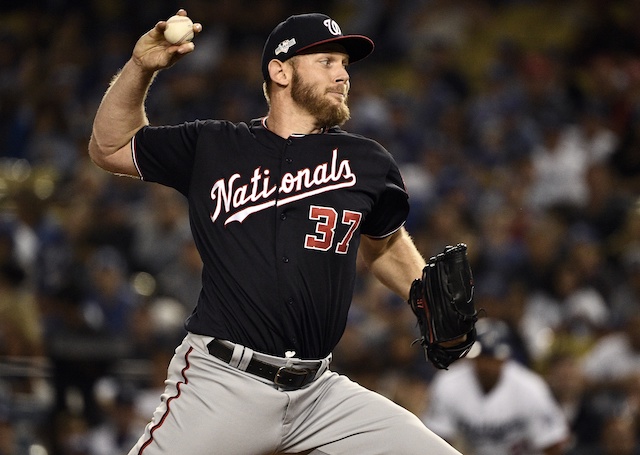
left=261, top=13, right=374, bottom=80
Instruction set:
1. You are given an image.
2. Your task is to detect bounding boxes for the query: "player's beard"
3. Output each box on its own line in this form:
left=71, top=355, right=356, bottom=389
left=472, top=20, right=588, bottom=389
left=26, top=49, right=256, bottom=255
left=290, top=67, right=350, bottom=128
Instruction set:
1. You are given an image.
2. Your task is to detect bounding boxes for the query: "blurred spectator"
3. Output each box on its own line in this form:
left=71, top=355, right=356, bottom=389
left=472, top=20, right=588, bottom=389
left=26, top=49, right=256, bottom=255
left=570, top=412, right=640, bottom=455
left=574, top=162, right=631, bottom=252
left=422, top=318, right=569, bottom=455
left=43, top=245, right=138, bottom=429
left=473, top=205, right=527, bottom=296
left=128, top=296, right=187, bottom=359
left=527, top=111, right=591, bottom=212
left=86, top=386, right=144, bottom=455
left=0, top=230, right=46, bottom=441
left=0, top=398, right=20, bottom=455
left=24, top=97, right=79, bottom=179
left=345, top=72, right=393, bottom=147
left=520, top=257, right=609, bottom=362
left=511, top=211, right=563, bottom=291
left=82, top=246, right=139, bottom=336
left=377, top=369, right=431, bottom=418
left=574, top=102, right=618, bottom=164
left=581, top=314, right=640, bottom=404
left=81, top=178, right=141, bottom=265
left=10, top=185, right=72, bottom=297
left=130, top=184, right=191, bottom=276
left=609, top=110, right=640, bottom=194
left=46, top=282, right=129, bottom=427
left=411, top=39, right=471, bottom=135
left=156, top=238, right=202, bottom=311
left=608, top=248, right=640, bottom=328
left=0, top=258, right=42, bottom=358
left=332, top=269, right=403, bottom=390
left=564, top=224, right=619, bottom=305
left=51, top=411, right=91, bottom=455
left=608, top=198, right=640, bottom=280
left=543, top=350, right=602, bottom=452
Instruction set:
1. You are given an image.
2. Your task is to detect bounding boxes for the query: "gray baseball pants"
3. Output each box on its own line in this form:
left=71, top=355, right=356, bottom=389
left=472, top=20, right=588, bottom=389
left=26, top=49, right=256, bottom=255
left=128, top=332, right=461, bottom=455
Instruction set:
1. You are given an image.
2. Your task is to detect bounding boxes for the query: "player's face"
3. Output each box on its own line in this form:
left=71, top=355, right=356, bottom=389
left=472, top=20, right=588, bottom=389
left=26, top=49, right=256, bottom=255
left=289, top=49, right=351, bottom=127
left=474, top=355, right=504, bottom=393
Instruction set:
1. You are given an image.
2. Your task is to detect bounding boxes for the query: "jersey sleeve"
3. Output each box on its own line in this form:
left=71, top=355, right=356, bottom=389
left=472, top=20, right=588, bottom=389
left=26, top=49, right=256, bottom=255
left=526, top=376, right=570, bottom=451
left=360, top=155, right=409, bottom=238
left=421, top=370, right=459, bottom=441
left=132, top=121, right=204, bottom=195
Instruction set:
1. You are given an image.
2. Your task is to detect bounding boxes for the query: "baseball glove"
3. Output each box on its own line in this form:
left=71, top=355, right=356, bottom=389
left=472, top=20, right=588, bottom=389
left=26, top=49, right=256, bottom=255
left=408, top=243, right=478, bottom=369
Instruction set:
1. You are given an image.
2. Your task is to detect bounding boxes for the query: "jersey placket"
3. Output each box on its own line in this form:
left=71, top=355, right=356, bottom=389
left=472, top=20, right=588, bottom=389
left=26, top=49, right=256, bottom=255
left=275, top=136, right=300, bottom=355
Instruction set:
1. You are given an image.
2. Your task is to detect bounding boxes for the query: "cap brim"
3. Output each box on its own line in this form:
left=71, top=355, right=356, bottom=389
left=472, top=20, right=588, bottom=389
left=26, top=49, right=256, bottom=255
left=477, top=341, right=511, bottom=360
left=296, top=35, right=374, bottom=64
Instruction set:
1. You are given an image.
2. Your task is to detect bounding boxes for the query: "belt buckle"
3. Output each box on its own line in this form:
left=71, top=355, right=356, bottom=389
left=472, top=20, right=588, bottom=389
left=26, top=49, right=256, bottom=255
left=274, top=366, right=312, bottom=388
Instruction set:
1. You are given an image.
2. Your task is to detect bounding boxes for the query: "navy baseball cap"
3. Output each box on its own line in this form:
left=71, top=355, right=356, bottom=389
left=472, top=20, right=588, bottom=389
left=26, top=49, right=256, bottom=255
left=474, top=318, right=513, bottom=360
left=261, top=13, right=374, bottom=80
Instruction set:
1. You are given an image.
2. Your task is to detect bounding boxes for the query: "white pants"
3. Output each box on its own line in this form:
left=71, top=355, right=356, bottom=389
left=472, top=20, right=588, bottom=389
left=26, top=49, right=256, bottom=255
left=128, top=332, right=461, bottom=455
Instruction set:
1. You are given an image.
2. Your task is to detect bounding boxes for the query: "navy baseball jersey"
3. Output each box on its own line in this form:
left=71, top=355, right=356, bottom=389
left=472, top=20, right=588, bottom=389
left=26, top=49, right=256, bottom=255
left=132, top=117, right=409, bottom=359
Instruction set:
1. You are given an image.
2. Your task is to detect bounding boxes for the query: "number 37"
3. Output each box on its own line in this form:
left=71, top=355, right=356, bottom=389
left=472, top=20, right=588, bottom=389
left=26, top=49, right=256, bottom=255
left=304, top=205, right=362, bottom=254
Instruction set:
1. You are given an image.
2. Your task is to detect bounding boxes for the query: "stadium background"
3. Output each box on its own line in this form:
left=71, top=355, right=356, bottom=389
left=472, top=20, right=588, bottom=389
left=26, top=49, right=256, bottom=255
left=0, top=0, right=639, bottom=453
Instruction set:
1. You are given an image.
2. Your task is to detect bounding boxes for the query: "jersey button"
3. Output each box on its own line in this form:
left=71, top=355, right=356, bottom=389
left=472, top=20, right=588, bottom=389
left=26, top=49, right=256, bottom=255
left=285, top=157, right=293, bottom=164
left=286, top=139, right=293, bottom=145
left=287, top=298, right=294, bottom=305
left=282, top=256, right=289, bottom=263
left=280, top=213, right=287, bottom=220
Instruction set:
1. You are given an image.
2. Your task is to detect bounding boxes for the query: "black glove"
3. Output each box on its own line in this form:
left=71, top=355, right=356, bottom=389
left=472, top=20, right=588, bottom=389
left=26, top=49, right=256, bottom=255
left=408, top=243, right=478, bottom=369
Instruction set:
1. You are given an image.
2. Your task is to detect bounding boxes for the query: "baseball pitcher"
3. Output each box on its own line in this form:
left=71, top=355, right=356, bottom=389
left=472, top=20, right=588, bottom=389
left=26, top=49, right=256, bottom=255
left=88, top=10, right=477, bottom=455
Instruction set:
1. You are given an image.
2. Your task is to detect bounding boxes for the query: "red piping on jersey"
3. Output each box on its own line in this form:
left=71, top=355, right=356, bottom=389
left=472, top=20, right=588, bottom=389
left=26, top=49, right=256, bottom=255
left=131, top=135, right=144, bottom=180
left=137, top=346, right=193, bottom=454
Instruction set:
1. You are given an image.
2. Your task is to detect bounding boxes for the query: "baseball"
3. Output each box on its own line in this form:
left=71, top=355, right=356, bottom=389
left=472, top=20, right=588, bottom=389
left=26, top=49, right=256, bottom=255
left=164, top=15, right=194, bottom=45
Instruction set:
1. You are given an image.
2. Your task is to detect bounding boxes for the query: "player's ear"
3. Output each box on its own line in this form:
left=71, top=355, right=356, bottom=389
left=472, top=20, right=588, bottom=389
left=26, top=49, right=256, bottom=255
left=268, top=59, right=291, bottom=87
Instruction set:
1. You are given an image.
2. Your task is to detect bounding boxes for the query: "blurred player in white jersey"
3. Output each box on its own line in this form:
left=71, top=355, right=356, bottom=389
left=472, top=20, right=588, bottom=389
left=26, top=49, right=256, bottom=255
left=422, top=318, right=569, bottom=455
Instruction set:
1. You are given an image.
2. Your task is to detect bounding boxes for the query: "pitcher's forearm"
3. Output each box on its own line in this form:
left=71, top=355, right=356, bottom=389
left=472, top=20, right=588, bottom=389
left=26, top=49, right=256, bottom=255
left=89, top=59, right=156, bottom=159
left=360, top=228, right=426, bottom=299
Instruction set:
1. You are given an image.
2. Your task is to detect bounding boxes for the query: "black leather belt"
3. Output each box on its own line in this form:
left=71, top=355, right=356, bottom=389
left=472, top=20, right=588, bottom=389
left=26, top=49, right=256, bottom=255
left=207, top=339, right=323, bottom=388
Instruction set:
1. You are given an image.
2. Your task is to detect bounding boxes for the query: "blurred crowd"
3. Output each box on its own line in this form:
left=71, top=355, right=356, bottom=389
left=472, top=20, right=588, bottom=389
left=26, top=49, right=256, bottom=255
left=1, top=0, right=640, bottom=454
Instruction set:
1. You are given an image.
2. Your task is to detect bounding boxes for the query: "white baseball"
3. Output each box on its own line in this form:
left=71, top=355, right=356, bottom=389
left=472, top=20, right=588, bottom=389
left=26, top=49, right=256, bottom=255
left=164, top=15, right=194, bottom=45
